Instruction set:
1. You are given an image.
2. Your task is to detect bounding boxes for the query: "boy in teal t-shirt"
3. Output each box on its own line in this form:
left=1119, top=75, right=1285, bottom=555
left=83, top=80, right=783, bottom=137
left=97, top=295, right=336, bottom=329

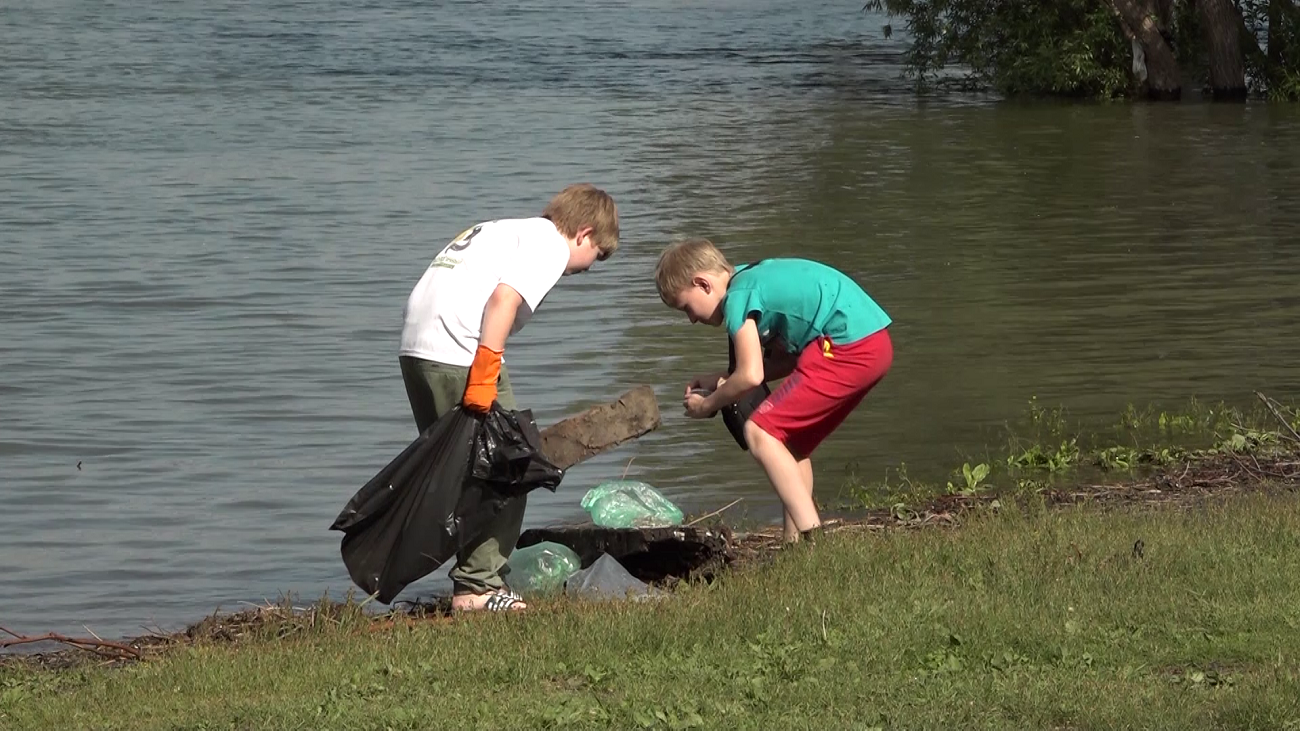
left=655, top=239, right=894, bottom=543
left=722, top=258, right=892, bottom=353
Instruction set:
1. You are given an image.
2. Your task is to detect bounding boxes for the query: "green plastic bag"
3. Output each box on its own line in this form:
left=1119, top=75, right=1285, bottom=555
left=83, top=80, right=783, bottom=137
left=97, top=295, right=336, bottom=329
left=580, top=481, right=684, bottom=528
left=505, top=541, right=582, bottom=596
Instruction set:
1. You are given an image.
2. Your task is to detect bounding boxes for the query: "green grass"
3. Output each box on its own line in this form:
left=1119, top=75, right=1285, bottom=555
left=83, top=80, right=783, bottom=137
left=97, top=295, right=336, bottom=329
left=6, top=492, right=1300, bottom=730
left=838, top=394, right=1300, bottom=509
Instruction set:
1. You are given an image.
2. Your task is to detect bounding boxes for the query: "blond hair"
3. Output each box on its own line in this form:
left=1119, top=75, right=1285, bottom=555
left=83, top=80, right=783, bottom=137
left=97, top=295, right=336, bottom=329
left=654, top=238, right=732, bottom=303
left=542, top=184, right=620, bottom=260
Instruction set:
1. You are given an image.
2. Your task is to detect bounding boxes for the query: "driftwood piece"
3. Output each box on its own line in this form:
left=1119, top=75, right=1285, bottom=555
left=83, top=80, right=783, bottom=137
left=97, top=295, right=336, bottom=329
left=516, top=525, right=733, bottom=583
left=538, top=385, right=661, bottom=471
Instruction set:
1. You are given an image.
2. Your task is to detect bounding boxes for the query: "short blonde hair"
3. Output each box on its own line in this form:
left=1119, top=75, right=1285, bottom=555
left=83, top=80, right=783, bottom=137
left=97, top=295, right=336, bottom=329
left=542, top=184, right=619, bottom=260
left=654, top=238, right=732, bottom=303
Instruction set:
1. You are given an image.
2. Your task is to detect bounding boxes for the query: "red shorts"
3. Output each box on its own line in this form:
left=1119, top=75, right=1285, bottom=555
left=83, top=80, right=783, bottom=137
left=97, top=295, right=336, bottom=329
left=749, top=328, right=893, bottom=458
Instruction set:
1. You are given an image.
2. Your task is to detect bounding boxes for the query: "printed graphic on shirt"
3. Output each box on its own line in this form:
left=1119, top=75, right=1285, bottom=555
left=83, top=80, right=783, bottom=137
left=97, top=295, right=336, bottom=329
left=430, top=224, right=486, bottom=270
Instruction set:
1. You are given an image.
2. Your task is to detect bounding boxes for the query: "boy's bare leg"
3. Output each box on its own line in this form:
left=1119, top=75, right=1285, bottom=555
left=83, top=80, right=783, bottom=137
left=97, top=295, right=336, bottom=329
left=746, top=421, right=821, bottom=538
left=782, top=458, right=816, bottom=542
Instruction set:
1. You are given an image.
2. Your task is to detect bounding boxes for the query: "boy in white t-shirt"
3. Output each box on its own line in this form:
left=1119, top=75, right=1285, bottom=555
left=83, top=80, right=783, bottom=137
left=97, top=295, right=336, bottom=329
left=398, top=183, right=619, bottom=612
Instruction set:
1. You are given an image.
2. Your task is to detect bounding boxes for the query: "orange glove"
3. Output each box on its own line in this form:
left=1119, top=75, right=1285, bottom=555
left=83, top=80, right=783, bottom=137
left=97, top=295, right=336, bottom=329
left=463, top=344, right=503, bottom=413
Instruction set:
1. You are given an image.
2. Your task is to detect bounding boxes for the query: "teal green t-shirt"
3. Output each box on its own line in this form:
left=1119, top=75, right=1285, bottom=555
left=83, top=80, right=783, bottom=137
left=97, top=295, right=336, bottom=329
left=722, top=258, right=891, bottom=353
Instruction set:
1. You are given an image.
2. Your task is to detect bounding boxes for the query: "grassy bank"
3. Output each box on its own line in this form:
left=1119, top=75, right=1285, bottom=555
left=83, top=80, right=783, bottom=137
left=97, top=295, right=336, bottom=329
left=836, top=392, right=1300, bottom=510
left=5, top=490, right=1300, bottom=730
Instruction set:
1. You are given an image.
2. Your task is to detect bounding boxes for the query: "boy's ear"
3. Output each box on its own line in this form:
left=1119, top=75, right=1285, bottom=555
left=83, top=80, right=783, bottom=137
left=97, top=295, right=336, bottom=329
left=575, top=225, right=594, bottom=245
left=693, top=275, right=712, bottom=293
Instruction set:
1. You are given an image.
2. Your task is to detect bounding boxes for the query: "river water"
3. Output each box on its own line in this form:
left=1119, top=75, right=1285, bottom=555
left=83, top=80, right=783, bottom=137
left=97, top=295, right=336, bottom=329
left=3, top=0, right=1299, bottom=639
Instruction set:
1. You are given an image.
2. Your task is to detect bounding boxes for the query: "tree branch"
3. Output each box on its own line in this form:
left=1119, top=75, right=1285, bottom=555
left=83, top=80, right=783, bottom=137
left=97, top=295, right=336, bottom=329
left=0, top=625, right=142, bottom=661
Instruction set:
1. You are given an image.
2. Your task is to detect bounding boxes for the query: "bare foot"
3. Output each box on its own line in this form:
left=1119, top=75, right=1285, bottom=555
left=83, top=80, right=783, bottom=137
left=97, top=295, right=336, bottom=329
left=451, top=589, right=528, bottom=612
left=782, top=524, right=823, bottom=547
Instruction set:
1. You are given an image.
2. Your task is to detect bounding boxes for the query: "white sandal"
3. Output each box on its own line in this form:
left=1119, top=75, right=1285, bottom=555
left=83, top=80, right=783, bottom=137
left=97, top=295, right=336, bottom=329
left=483, top=589, right=526, bottom=611
left=453, top=588, right=527, bottom=612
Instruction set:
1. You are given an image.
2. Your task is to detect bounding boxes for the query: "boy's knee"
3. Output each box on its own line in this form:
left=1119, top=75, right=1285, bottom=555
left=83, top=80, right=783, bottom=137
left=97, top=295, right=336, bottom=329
left=744, top=420, right=784, bottom=456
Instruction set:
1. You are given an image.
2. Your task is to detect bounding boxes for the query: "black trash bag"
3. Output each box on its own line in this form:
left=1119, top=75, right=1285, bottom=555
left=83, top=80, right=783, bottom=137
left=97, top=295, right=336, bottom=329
left=455, top=407, right=565, bottom=546
left=329, top=405, right=564, bottom=604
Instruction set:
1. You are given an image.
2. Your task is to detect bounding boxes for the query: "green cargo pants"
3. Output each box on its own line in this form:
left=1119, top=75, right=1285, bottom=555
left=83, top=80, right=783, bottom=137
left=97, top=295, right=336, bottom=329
left=399, top=355, right=524, bottom=596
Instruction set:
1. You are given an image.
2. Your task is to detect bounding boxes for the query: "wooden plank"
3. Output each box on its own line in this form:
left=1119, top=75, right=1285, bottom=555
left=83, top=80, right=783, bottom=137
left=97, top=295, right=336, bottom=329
left=538, top=385, right=661, bottom=471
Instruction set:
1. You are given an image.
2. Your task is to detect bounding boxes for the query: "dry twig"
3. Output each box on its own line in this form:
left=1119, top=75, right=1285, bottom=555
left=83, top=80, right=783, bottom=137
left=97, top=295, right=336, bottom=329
left=0, top=625, right=141, bottom=660
left=1257, top=391, right=1300, bottom=445
left=685, top=499, right=743, bottom=526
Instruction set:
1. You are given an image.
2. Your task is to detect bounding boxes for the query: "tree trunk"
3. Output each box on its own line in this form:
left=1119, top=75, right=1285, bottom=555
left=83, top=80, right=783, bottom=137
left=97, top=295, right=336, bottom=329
left=1198, top=0, right=1249, bottom=99
left=1108, top=0, right=1183, bottom=98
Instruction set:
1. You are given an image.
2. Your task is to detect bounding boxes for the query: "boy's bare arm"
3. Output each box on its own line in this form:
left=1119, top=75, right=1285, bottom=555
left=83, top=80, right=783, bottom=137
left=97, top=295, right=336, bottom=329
left=478, top=284, right=523, bottom=351
left=462, top=283, right=523, bottom=412
left=693, top=346, right=792, bottom=394
left=688, top=320, right=763, bottom=415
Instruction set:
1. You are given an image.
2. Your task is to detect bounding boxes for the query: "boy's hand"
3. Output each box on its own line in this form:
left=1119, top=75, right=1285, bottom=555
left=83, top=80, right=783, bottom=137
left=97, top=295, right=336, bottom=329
left=685, top=372, right=727, bottom=395
left=683, top=372, right=725, bottom=419
left=463, top=344, right=503, bottom=413
left=683, top=391, right=715, bottom=419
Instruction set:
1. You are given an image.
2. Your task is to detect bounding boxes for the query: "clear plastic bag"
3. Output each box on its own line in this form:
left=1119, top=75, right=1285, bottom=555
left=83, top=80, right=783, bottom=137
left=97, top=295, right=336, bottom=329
left=505, top=541, right=582, bottom=596
left=564, top=553, right=665, bottom=602
left=580, top=480, right=684, bottom=528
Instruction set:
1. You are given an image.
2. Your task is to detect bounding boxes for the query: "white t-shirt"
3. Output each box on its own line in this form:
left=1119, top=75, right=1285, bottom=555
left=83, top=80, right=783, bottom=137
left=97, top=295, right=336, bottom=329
left=400, top=217, right=570, bottom=366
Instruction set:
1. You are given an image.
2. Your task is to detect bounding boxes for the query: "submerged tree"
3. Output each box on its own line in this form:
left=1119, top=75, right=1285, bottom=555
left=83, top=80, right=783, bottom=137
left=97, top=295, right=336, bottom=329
left=866, top=0, right=1300, bottom=100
